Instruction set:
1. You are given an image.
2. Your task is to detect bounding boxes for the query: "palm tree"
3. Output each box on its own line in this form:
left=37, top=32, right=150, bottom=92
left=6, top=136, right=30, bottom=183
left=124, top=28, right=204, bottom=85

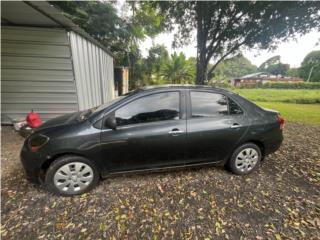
left=161, top=52, right=195, bottom=84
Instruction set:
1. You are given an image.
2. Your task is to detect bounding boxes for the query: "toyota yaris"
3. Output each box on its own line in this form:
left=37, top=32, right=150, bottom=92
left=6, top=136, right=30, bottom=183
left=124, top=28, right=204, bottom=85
left=21, top=85, right=284, bottom=196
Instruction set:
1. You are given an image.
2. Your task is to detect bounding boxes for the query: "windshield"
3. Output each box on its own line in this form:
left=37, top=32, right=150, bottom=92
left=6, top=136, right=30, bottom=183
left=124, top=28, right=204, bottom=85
left=93, top=95, right=127, bottom=113
left=79, top=90, right=141, bottom=121
left=76, top=96, right=127, bottom=122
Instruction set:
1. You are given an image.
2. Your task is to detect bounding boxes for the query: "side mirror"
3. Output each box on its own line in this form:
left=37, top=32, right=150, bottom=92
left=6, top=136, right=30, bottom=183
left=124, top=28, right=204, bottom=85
left=104, top=112, right=117, bottom=130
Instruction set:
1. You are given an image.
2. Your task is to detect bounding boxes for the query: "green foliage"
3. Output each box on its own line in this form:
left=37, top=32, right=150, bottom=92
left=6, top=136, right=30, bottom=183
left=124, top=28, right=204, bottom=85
left=51, top=1, right=130, bottom=62
left=129, top=2, right=167, bottom=38
left=129, top=52, right=149, bottom=88
left=235, top=89, right=320, bottom=104
left=258, top=56, right=290, bottom=75
left=51, top=1, right=320, bottom=86
left=129, top=47, right=196, bottom=87
left=287, top=68, right=299, bottom=77
left=210, top=53, right=257, bottom=80
left=160, top=52, right=195, bottom=84
left=299, top=50, right=320, bottom=82
left=150, top=1, right=320, bottom=83
left=51, top=1, right=165, bottom=66
left=258, top=82, right=320, bottom=89
left=145, top=45, right=169, bottom=79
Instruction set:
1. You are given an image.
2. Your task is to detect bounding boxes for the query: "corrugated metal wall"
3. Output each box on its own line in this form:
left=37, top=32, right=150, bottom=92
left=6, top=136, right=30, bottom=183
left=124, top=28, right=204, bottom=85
left=69, top=31, right=114, bottom=110
left=1, top=26, right=78, bottom=123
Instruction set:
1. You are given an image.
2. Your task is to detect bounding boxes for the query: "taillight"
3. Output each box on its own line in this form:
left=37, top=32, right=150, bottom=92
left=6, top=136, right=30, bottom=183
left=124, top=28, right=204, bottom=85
left=28, top=134, right=49, bottom=152
left=277, top=115, right=285, bottom=130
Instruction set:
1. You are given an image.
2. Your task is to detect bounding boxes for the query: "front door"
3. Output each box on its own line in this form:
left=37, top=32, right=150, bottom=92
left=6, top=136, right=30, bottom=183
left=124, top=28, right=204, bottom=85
left=186, top=91, right=249, bottom=163
left=100, top=91, right=187, bottom=173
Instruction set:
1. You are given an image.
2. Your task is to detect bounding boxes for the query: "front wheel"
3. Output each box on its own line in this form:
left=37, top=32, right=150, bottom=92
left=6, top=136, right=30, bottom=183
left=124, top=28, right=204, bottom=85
left=227, top=143, right=262, bottom=175
left=45, top=155, right=99, bottom=196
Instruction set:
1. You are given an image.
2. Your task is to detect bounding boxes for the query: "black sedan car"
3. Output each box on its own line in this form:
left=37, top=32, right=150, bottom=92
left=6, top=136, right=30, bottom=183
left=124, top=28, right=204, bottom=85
left=21, top=85, right=284, bottom=196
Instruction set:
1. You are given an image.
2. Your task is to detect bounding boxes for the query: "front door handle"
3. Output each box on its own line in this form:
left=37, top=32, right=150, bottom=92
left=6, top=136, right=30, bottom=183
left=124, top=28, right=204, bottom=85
left=230, top=123, right=241, bottom=129
left=168, top=128, right=184, bottom=136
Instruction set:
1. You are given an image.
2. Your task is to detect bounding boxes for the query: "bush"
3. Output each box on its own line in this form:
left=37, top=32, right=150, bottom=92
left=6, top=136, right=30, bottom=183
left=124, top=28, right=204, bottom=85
left=258, top=82, right=320, bottom=89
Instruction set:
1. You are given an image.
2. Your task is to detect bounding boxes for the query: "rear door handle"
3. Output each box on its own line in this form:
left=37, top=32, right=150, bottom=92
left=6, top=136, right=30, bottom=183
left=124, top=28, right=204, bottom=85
left=169, top=128, right=184, bottom=136
left=230, top=123, right=241, bottom=129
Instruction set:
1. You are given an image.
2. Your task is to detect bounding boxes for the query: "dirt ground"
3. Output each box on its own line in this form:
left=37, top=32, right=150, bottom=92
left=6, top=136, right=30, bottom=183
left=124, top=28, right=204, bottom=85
left=1, top=123, right=319, bottom=239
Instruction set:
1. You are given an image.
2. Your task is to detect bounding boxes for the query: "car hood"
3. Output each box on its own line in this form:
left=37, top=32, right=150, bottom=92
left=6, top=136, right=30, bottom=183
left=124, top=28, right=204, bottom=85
left=35, top=112, right=82, bottom=132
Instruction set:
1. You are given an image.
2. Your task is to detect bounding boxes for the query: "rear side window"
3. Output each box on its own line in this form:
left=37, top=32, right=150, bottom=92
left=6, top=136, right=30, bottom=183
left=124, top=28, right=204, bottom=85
left=115, top=92, right=180, bottom=126
left=228, top=98, right=243, bottom=115
left=191, top=91, right=228, bottom=118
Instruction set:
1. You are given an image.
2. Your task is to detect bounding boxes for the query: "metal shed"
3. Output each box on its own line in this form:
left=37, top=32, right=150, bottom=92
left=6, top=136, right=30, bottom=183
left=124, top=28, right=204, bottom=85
left=1, top=1, right=115, bottom=124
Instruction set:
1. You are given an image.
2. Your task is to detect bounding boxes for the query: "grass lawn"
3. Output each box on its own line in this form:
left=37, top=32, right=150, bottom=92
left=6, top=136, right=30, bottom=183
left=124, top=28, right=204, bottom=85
left=233, top=88, right=320, bottom=125
left=235, top=89, right=320, bottom=104
left=254, top=101, right=320, bottom=126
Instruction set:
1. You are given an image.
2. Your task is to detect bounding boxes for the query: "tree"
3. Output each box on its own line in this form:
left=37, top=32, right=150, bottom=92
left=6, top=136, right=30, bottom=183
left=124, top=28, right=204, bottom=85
left=51, top=1, right=165, bottom=66
left=287, top=68, right=299, bottom=77
left=258, top=56, right=290, bottom=75
left=128, top=2, right=167, bottom=39
left=51, top=1, right=131, bottom=63
left=145, top=44, right=169, bottom=79
left=148, top=1, right=320, bottom=84
left=211, top=53, right=257, bottom=80
left=161, top=52, right=195, bottom=84
left=128, top=50, right=148, bottom=88
left=131, top=45, right=170, bottom=86
left=299, top=51, right=320, bottom=82
left=51, top=1, right=170, bottom=89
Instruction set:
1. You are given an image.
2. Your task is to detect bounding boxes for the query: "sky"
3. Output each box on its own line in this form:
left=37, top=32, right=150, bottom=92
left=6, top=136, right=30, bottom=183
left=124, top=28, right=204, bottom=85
left=140, top=30, right=320, bottom=68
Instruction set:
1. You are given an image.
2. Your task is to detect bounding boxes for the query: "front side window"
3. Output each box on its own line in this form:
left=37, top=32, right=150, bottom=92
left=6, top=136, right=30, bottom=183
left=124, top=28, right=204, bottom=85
left=191, top=91, right=228, bottom=118
left=115, top=92, right=180, bottom=126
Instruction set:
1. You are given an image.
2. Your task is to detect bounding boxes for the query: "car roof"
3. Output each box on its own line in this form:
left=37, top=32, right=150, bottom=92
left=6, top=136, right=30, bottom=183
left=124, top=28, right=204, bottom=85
left=138, top=84, right=232, bottom=93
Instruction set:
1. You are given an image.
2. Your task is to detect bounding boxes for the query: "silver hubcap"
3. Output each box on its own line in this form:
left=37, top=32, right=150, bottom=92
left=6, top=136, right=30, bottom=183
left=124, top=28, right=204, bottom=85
left=53, top=162, right=94, bottom=194
left=235, top=148, right=259, bottom=173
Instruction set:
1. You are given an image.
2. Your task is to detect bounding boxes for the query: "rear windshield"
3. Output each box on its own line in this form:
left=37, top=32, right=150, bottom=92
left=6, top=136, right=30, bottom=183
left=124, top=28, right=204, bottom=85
left=233, top=92, right=265, bottom=113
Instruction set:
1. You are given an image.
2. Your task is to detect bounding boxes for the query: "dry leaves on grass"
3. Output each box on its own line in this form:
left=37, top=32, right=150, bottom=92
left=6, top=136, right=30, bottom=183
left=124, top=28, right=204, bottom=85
left=1, top=123, right=320, bottom=239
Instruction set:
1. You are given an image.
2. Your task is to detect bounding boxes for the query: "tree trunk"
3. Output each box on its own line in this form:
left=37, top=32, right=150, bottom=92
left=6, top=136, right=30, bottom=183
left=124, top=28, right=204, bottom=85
left=196, top=54, right=207, bottom=85
left=195, top=5, right=208, bottom=85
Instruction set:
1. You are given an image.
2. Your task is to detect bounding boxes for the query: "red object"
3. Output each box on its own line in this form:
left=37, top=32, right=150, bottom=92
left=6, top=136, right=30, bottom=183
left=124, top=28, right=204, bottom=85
left=31, top=146, right=40, bottom=152
left=277, top=115, right=285, bottom=130
left=26, top=111, right=42, bottom=128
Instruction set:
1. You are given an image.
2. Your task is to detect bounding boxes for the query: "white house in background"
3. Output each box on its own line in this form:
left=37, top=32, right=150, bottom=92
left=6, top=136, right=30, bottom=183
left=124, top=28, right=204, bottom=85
left=1, top=1, right=115, bottom=124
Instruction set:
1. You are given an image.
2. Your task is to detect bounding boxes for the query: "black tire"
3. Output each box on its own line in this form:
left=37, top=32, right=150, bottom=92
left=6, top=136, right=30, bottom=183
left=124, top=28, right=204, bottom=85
left=45, top=155, right=100, bottom=196
left=227, top=143, right=262, bottom=175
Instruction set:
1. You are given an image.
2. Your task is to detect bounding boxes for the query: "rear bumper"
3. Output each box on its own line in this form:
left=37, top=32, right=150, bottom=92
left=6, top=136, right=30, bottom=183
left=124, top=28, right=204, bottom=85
left=20, top=144, right=45, bottom=184
left=264, top=131, right=283, bottom=155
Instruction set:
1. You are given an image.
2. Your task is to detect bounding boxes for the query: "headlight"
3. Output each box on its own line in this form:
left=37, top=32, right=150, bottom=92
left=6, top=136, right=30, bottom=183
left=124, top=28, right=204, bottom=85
left=28, top=134, right=49, bottom=152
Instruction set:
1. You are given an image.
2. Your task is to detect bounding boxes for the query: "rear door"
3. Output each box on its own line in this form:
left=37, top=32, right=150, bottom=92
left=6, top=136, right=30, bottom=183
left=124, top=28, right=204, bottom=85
left=186, top=91, right=249, bottom=163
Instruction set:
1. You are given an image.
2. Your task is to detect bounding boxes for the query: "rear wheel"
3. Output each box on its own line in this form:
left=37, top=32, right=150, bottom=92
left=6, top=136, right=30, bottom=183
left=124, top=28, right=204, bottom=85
left=228, top=143, right=262, bottom=175
left=45, top=155, right=99, bottom=196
